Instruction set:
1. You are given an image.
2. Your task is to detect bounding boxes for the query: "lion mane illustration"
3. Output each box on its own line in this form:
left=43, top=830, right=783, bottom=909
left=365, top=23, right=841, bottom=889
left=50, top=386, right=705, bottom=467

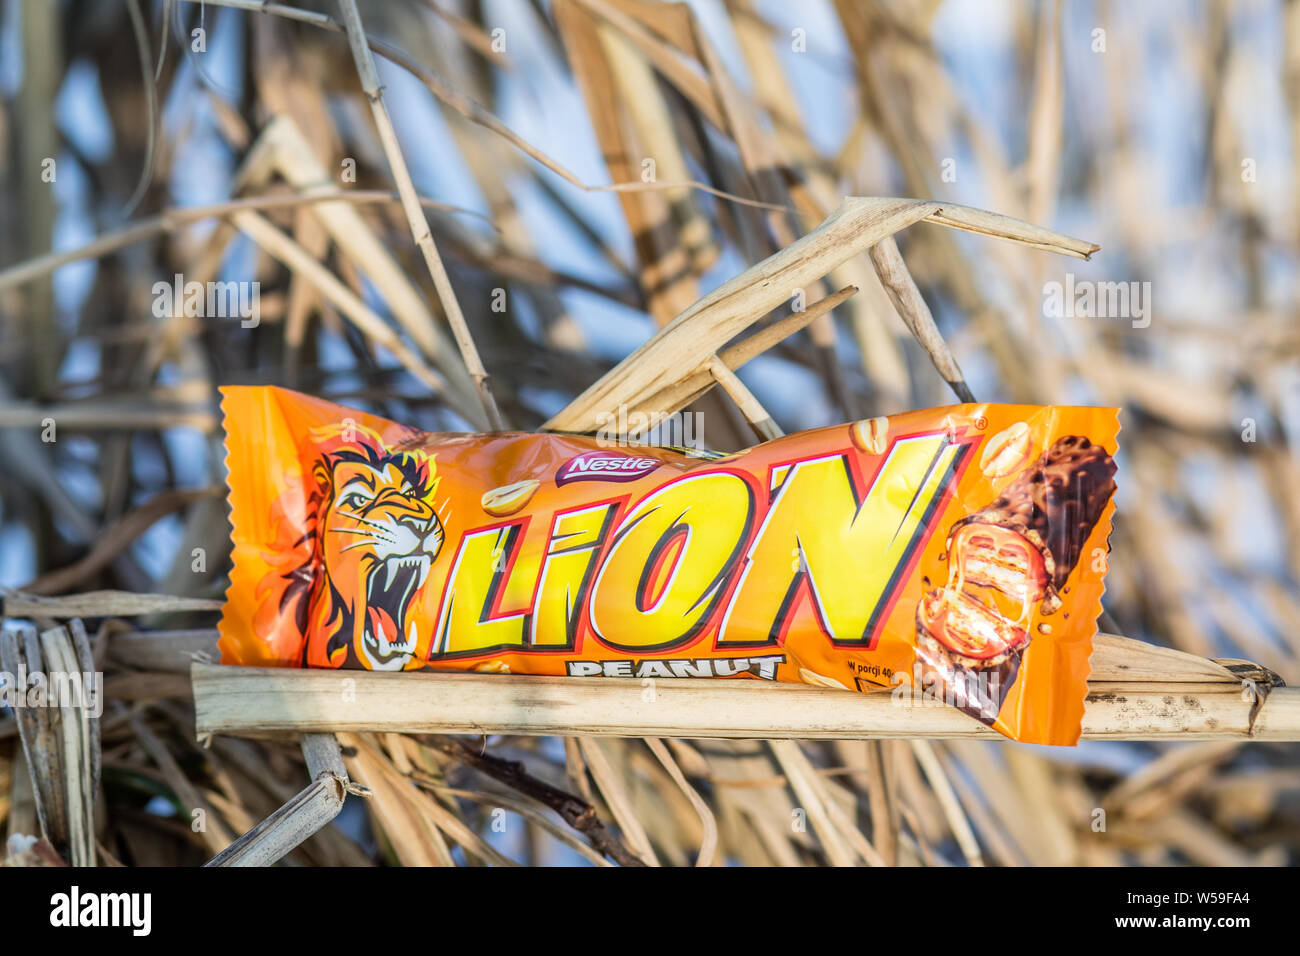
left=276, top=426, right=445, bottom=671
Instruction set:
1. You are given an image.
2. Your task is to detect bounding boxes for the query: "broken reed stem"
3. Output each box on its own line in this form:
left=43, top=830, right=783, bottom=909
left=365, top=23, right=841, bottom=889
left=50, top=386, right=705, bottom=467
left=204, top=734, right=354, bottom=867
left=721, top=287, right=858, bottom=373
left=335, top=0, right=506, bottom=430
left=706, top=357, right=782, bottom=441
left=618, top=286, right=857, bottom=427
left=203, top=774, right=345, bottom=866
left=867, top=235, right=976, bottom=403
left=544, top=197, right=1097, bottom=434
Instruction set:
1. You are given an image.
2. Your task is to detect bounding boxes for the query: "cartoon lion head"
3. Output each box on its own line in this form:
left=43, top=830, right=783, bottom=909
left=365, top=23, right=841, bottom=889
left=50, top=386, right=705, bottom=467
left=280, top=431, right=444, bottom=671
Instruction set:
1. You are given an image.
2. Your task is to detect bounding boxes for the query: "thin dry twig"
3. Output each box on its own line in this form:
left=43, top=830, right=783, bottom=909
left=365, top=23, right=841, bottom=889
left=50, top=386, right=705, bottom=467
left=423, top=735, right=648, bottom=867
left=336, top=0, right=505, bottom=429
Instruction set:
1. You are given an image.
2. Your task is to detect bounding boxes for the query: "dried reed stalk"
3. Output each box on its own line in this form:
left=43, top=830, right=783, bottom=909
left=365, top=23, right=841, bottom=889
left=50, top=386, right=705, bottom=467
left=205, top=734, right=353, bottom=866
left=544, top=197, right=1095, bottom=433
left=336, top=0, right=505, bottom=429
left=191, top=639, right=1299, bottom=742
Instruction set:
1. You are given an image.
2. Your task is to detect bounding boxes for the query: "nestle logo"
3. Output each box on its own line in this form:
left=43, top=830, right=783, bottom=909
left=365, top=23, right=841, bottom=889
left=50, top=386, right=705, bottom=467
left=556, top=453, right=659, bottom=486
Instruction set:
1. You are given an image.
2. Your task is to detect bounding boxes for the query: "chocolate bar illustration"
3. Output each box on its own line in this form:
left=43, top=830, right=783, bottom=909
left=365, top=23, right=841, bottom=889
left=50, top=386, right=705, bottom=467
left=914, top=435, right=1117, bottom=725
left=949, top=435, right=1118, bottom=613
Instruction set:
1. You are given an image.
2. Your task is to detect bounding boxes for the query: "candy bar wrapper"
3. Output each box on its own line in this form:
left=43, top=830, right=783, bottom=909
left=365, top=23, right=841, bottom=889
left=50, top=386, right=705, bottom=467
left=218, top=386, right=1120, bottom=745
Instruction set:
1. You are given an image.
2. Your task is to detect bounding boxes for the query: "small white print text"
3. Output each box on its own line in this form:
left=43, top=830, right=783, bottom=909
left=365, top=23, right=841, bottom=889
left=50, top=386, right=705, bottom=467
left=567, top=655, right=785, bottom=680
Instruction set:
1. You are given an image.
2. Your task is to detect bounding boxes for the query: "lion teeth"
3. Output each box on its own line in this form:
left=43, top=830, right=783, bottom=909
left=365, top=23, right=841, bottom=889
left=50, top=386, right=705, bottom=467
left=382, top=554, right=432, bottom=589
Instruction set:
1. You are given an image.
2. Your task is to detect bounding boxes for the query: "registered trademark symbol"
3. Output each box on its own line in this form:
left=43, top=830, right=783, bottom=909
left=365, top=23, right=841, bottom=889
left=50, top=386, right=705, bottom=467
left=974, top=416, right=988, bottom=430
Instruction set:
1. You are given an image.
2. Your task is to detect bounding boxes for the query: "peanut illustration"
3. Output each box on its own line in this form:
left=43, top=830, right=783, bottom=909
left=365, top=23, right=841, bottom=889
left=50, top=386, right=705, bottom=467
left=850, top=417, right=889, bottom=456
left=980, top=422, right=1032, bottom=478
left=798, top=666, right=848, bottom=689
left=481, top=478, right=540, bottom=517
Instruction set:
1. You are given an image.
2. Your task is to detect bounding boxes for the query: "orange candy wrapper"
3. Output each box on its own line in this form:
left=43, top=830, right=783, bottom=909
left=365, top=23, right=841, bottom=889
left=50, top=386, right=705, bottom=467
left=218, top=385, right=1120, bottom=745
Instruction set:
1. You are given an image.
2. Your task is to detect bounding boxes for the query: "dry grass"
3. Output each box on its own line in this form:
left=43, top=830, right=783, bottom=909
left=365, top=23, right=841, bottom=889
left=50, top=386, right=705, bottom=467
left=1, top=0, right=1298, bottom=867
